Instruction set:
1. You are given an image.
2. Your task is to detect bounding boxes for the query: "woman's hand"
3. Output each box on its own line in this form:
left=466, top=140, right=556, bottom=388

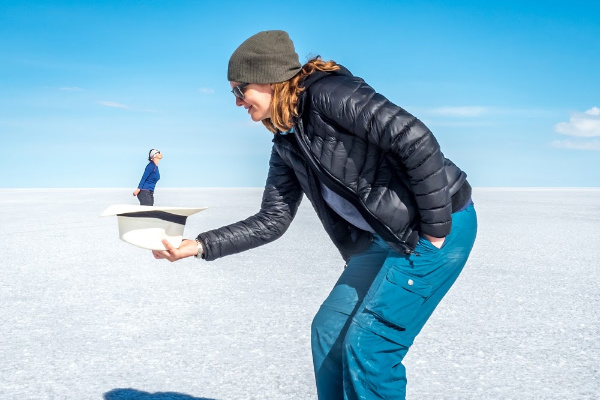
left=133, top=188, right=140, bottom=196
left=152, top=239, right=199, bottom=262
left=423, top=234, right=445, bottom=249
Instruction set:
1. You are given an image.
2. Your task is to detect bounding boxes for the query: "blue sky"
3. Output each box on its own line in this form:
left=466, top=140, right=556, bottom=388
left=1, top=0, right=599, bottom=188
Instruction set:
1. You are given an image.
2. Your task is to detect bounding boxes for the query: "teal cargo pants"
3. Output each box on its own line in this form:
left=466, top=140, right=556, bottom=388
left=311, top=205, right=477, bottom=399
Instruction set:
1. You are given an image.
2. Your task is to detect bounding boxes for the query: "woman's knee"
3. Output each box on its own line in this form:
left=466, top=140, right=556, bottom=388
left=310, top=308, right=325, bottom=340
left=311, top=306, right=348, bottom=341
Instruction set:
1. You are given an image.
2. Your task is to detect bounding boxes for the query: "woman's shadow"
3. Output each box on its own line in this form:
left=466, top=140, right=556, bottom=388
left=104, top=388, right=217, bottom=400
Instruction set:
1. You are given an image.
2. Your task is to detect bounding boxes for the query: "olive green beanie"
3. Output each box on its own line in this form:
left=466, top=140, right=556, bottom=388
left=227, top=30, right=302, bottom=84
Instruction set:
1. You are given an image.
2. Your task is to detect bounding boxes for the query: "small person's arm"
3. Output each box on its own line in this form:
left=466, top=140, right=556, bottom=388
left=135, top=164, right=154, bottom=196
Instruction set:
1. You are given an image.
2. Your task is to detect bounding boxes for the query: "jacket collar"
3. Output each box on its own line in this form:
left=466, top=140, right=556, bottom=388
left=295, top=65, right=353, bottom=119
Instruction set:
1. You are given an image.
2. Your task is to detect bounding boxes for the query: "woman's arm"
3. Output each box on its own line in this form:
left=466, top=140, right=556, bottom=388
left=153, top=147, right=304, bottom=262
left=137, top=163, right=154, bottom=189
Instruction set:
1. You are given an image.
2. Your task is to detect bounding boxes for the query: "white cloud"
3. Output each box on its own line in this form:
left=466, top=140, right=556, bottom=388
left=59, top=87, right=83, bottom=91
left=421, top=119, right=491, bottom=128
left=198, top=87, right=215, bottom=94
left=429, top=106, right=490, bottom=117
left=551, top=139, right=600, bottom=151
left=555, top=107, right=600, bottom=137
left=98, top=101, right=130, bottom=109
left=97, top=101, right=159, bottom=113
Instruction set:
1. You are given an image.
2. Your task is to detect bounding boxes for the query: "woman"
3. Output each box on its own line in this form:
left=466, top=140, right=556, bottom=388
left=133, top=149, right=162, bottom=206
left=153, top=30, right=477, bottom=399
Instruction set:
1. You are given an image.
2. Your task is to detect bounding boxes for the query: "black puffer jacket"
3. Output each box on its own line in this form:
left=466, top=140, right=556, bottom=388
left=198, top=66, right=471, bottom=261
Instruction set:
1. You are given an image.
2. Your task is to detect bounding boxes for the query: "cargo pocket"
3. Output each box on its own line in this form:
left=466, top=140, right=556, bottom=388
left=365, top=267, right=433, bottom=333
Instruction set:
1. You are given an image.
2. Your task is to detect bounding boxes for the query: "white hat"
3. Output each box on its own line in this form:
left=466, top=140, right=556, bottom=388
left=148, top=149, right=161, bottom=160
left=101, top=204, right=208, bottom=250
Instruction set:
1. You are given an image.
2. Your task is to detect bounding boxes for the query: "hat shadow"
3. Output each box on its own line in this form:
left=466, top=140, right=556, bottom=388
left=104, top=388, right=218, bottom=400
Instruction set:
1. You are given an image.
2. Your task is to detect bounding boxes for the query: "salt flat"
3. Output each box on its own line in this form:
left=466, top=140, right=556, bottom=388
left=0, top=188, right=598, bottom=399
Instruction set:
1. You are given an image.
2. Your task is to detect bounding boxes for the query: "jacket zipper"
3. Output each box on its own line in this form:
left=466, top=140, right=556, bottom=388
left=293, top=120, right=413, bottom=254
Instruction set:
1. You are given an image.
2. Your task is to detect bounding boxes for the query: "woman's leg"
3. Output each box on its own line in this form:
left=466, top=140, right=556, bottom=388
left=343, top=205, right=478, bottom=400
left=311, top=236, right=391, bottom=400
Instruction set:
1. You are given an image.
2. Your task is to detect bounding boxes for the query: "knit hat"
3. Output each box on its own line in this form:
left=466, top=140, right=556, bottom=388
left=228, top=30, right=302, bottom=84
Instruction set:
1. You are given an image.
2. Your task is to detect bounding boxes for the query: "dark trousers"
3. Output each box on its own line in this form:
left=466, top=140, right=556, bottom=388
left=137, top=190, right=154, bottom=206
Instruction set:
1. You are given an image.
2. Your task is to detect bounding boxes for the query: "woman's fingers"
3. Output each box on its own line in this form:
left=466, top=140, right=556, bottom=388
left=423, top=234, right=445, bottom=249
left=152, top=241, right=175, bottom=259
left=152, top=249, right=169, bottom=259
left=162, top=239, right=176, bottom=253
left=152, top=240, right=179, bottom=262
left=152, top=240, right=193, bottom=262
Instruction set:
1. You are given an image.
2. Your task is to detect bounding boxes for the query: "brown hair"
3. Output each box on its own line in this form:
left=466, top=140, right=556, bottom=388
left=262, top=56, right=340, bottom=134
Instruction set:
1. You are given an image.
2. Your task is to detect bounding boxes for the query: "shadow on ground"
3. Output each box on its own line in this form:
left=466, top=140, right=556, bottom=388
left=104, top=388, right=217, bottom=400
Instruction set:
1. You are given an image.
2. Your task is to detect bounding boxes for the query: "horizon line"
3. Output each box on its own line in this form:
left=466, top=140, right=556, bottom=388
left=1, top=186, right=599, bottom=191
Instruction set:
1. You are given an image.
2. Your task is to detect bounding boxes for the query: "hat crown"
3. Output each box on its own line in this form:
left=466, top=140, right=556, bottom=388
left=227, top=30, right=301, bottom=84
left=149, top=149, right=160, bottom=160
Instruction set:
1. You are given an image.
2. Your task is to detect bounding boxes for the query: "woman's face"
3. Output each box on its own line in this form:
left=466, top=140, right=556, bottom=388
left=230, top=81, right=273, bottom=122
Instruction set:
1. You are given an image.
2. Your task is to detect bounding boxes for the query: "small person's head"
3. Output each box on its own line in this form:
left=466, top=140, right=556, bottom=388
left=227, top=30, right=302, bottom=132
left=148, top=149, right=162, bottom=161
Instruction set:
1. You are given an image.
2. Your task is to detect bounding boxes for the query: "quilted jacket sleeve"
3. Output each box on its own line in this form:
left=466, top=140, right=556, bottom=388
left=308, top=75, right=452, bottom=238
left=197, top=146, right=304, bottom=261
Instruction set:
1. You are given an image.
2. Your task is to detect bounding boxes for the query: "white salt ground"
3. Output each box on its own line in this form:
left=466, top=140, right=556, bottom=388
left=0, top=188, right=598, bottom=399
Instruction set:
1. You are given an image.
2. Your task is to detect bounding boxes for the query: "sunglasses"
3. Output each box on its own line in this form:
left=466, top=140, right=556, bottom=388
left=231, top=83, right=250, bottom=99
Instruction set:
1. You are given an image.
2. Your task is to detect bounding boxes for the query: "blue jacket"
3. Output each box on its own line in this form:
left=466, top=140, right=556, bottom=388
left=138, top=162, right=160, bottom=191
